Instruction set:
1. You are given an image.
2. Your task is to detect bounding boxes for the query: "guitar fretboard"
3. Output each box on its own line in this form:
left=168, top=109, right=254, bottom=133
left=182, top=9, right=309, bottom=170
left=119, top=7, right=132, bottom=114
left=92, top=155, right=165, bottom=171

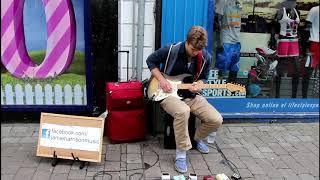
left=177, top=84, right=227, bottom=89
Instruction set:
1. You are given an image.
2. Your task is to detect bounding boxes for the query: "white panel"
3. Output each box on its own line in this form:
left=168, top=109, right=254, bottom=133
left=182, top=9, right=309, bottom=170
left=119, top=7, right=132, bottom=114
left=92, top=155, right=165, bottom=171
left=118, top=46, right=132, bottom=81
left=5, top=84, right=14, bottom=105
left=64, top=84, right=73, bottom=105
left=1, top=86, right=4, bottom=104
left=144, top=24, right=155, bottom=47
left=14, top=84, right=24, bottom=105
left=118, top=0, right=156, bottom=81
left=25, top=84, right=34, bottom=105
left=143, top=47, right=153, bottom=68
left=134, top=1, right=138, bottom=24
left=120, top=1, right=133, bottom=24
left=54, top=85, right=63, bottom=105
left=83, top=85, right=87, bottom=105
left=142, top=68, right=151, bottom=81
left=35, top=84, right=44, bottom=105
left=44, top=84, right=53, bottom=105
left=74, top=84, right=83, bottom=105
left=118, top=46, right=132, bottom=67
left=144, top=1, right=154, bottom=25
left=120, top=24, right=133, bottom=46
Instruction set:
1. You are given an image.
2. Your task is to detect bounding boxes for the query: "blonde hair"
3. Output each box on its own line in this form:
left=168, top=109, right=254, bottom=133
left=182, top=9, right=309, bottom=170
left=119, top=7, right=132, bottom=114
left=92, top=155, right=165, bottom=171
left=186, top=26, right=208, bottom=50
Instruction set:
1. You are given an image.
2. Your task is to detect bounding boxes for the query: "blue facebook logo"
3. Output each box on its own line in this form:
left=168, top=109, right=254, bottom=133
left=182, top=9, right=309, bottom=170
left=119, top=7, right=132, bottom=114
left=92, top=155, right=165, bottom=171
left=42, top=129, right=51, bottom=139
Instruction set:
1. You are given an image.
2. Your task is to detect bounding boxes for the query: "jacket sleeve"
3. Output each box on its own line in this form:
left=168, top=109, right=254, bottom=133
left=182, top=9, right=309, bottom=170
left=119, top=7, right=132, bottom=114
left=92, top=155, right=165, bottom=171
left=146, top=45, right=171, bottom=72
left=198, top=50, right=213, bottom=83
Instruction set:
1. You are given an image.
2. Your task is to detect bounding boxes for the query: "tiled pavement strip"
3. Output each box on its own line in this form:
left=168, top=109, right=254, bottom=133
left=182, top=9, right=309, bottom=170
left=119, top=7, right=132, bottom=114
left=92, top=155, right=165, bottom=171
left=1, top=123, right=319, bottom=180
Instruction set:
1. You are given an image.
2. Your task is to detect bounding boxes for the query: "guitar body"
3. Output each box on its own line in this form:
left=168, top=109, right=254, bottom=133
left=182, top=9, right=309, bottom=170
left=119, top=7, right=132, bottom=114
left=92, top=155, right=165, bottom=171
left=147, top=73, right=245, bottom=101
left=147, top=74, right=191, bottom=101
left=177, top=75, right=197, bottom=99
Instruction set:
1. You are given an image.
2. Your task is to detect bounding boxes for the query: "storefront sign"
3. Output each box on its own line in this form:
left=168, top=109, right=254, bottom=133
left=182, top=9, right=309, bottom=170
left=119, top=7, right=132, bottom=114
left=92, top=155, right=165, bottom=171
left=207, top=98, right=319, bottom=119
left=202, top=69, right=246, bottom=98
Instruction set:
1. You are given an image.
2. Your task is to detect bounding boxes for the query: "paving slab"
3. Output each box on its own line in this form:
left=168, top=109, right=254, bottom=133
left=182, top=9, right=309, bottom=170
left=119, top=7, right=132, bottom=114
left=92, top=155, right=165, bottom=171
left=1, top=122, right=319, bottom=179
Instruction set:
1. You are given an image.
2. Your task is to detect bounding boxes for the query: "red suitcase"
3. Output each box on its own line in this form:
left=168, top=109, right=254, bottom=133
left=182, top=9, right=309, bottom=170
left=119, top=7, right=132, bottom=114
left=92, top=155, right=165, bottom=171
left=105, top=51, right=146, bottom=142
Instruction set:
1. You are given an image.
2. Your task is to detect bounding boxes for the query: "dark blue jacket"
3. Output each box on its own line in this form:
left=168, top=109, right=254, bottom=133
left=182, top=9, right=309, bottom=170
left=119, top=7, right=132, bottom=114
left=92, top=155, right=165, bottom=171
left=146, top=41, right=212, bottom=82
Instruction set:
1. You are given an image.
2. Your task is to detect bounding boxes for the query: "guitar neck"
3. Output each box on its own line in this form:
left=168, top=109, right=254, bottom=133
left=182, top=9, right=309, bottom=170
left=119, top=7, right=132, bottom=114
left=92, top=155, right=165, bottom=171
left=177, top=83, right=227, bottom=89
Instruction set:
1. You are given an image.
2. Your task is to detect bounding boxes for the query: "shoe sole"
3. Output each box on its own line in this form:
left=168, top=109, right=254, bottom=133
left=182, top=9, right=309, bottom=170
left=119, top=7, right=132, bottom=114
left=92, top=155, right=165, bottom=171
left=198, top=150, right=209, bottom=154
left=197, top=148, right=209, bottom=154
left=174, top=164, right=187, bottom=173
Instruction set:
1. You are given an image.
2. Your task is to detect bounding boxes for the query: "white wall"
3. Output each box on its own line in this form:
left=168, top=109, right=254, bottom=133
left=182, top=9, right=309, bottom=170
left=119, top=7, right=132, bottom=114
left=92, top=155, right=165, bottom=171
left=118, top=0, right=155, bottom=81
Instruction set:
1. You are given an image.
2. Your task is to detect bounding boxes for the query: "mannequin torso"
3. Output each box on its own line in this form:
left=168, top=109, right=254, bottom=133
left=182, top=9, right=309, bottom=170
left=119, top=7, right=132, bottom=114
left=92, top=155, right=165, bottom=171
left=276, top=7, right=300, bottom=38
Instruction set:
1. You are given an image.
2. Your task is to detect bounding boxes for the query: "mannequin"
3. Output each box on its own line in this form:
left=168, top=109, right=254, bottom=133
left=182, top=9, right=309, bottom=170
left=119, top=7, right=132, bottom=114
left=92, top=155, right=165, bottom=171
left=269, top=0, right=301, bottom=98
left=214, top=0, right=242, bottom=83
left=304, top=6, right=319, bottom=97
left=299, top=6, right=319, bottom=98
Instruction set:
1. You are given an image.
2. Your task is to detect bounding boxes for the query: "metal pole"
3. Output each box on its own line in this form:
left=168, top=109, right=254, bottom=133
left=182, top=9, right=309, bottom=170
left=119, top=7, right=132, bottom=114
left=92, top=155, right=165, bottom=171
left=131, top=0, right=136, bottom=79
left=136, top=0, right=145, bottom=81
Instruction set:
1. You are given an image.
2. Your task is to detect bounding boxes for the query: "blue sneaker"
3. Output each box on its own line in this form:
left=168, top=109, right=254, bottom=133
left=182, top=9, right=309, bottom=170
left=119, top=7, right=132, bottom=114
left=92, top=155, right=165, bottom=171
left=196, top=140, right=209, bottom=154
left=175, top=158, right=187, bottom=173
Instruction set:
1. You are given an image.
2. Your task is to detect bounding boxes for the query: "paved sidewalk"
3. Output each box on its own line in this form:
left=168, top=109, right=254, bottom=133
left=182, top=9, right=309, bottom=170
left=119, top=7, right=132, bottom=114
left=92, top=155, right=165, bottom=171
left=1, top=122, right=319, bottom=180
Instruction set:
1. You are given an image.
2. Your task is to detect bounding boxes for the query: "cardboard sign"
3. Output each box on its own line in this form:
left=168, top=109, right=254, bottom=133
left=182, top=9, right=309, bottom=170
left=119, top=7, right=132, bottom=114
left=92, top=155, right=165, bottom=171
left=37, top=113, right=105, bottom=163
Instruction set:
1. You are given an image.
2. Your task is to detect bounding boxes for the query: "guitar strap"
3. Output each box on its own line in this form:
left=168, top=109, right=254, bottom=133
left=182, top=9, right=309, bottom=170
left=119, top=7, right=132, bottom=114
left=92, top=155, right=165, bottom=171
left=163, top=45, right=173, bottom=74
left=164, top=42, right=181, bottom=74
left=195, top=50, right=203, bottom=81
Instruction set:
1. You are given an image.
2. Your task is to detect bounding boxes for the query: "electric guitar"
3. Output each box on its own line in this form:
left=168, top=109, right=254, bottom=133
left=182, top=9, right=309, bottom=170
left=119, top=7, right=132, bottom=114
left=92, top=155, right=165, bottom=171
left=147, top=74, right=246, bottom=101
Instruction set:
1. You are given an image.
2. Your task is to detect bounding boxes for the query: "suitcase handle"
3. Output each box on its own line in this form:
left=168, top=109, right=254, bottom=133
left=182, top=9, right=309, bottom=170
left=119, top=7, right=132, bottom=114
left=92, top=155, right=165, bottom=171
left=116, top=50, right=130, bottom=81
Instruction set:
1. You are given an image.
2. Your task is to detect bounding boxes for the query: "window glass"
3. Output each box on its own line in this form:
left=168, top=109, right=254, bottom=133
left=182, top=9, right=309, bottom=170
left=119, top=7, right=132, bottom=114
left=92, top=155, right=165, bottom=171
left=211, top=0, right=319, bottom=99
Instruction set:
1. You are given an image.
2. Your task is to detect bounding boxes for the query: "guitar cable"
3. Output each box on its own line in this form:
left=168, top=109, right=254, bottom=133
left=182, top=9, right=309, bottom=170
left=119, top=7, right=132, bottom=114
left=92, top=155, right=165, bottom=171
left=92, top=143, right=159, bottom=180
left=208, top=141, right=242, bottom=180
left=92, top=140, right=241, bottom=179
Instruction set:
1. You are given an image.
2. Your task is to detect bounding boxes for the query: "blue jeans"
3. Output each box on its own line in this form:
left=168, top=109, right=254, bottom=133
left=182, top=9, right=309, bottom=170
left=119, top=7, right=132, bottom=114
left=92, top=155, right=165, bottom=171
left=215, top=42, right=241, bottom=72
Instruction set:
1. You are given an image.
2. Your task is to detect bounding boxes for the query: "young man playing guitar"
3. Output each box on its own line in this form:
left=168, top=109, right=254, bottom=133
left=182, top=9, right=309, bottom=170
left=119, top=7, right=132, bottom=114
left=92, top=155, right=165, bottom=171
left=146, top=26, right=223, bottom=173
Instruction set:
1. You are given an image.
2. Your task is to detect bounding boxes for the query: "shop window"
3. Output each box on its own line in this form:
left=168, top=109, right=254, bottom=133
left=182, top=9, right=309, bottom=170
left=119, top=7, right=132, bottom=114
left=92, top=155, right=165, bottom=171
left=211, top=0, right=319, bottom=99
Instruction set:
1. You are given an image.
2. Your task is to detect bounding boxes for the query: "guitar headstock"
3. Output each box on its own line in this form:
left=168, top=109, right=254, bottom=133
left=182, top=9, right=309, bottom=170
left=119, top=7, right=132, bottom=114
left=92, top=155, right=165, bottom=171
left=226, top=83, right=246, bottom=93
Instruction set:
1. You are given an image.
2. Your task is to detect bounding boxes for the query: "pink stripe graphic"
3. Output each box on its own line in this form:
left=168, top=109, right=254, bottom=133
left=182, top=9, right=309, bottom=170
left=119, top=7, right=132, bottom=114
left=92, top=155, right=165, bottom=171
left=2, top=12, right=29, bottom=66
left=62, top=31, right=76, bottom=72
left=12, top=56, right=34, bottom=78
left=46, top=1, right=67, bottom=37
left=45, top=0, right=62, bottom=22
left=47, top=44, right=71, bottom=77
left=16, top=38, right=37, bottom=65
left=1, top=21, right=15, bottom=55
left=1, top=0, right=13, bottom=19
left=1, top=0, right=26, bottom=68
left=23, top=66, right=36, bottom=78
left=1, top=0, right=23, bottom=37
left=35, top=27, right=73, bottom=77
left=1, top=40, right=18, bottom=68
left=1, top=1, right=13, bottom=37
left=43, top=0, right=50, bottom=6
left=6, top=50, right=21, bottom=74
left=4, top=38, right=36, bottom=77
left=1, top=0, right=76, bottom=79
left=46, top=11, right=69, bottom=56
